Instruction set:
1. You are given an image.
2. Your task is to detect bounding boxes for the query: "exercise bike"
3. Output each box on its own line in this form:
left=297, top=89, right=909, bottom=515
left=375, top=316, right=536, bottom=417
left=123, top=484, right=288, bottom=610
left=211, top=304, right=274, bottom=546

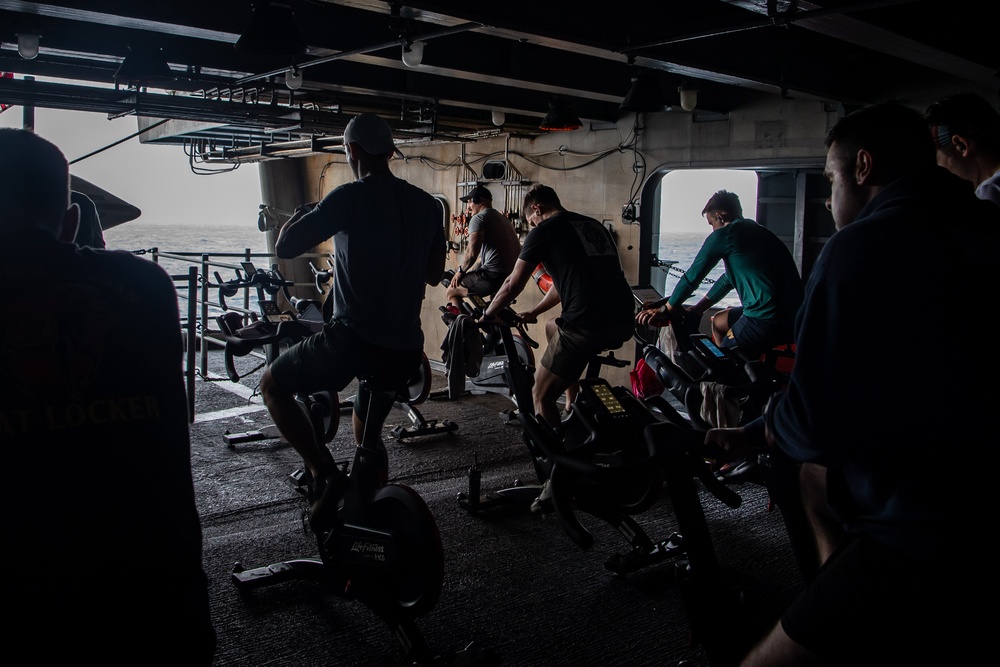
left=212, top=261, right=457, bottom=445
left=632, top=296, right=817, bottom=587
left=219, top=287, right=497, bottom=665
left=434, top=287, right=537, bottom=410
left=515, top=347, right=787, bottom=663
left=309, top=256, right=458, bottom=443
left=454, top=304, right=676, bottom=576
left=229, top=385, right=497, bottom=666
left=631, top=285, right=793, bottom=478
left=212, top=261, right=335, bottom=446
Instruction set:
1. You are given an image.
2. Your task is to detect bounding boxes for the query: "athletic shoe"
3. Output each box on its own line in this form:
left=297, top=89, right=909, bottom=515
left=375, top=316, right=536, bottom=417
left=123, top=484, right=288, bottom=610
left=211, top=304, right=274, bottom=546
left=530, top=480, right=553, bottom=513
left=440, top=304, right=460, bottom=325
left=308, top=470, right=344, bottom=533
left=715, top=456, right=758, bottom=482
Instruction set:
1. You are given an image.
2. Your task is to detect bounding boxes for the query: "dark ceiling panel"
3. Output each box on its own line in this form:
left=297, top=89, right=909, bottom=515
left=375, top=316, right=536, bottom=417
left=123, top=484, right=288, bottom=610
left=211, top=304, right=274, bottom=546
left=0, top=1, right=995, bottom=158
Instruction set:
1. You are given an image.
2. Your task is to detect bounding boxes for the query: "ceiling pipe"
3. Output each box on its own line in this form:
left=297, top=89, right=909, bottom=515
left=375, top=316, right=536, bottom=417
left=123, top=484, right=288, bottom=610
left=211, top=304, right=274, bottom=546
left=235, top=21, right=482, bottom=86
left=621, top=0, right=920, bottom=52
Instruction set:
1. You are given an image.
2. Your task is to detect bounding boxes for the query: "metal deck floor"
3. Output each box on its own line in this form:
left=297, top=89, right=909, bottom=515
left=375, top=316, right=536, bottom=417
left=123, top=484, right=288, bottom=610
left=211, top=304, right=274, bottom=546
left=189, top=346, right=803, bottom=667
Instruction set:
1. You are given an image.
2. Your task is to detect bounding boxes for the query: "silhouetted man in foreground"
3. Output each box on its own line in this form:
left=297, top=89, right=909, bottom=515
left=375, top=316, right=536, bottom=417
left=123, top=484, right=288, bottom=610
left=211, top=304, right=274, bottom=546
left=707, top=101, right=997, bottom=664
left=0, top=128, right=214, bottom=664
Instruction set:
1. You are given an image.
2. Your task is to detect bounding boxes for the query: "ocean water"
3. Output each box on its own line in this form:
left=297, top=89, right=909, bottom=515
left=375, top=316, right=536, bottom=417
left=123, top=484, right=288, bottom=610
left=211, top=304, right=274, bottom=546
left=104, top=221, right=270, bottom=266
left=657, top=231, right=741, bottom=309
left=104, top=221, right=274, bottom=318
left=103, top=222, right=737, bottom=310
left=105, top=221, right=275, bottom=290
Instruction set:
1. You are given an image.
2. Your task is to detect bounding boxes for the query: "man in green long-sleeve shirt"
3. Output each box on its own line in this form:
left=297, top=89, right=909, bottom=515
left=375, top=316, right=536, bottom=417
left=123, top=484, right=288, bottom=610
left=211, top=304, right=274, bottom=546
left=637, top=190, right=803, bottom=359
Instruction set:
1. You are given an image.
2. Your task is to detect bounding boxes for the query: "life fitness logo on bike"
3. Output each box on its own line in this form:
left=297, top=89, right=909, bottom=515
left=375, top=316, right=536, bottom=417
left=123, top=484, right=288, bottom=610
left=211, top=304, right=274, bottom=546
left=351, top=540, right=386, bottom=561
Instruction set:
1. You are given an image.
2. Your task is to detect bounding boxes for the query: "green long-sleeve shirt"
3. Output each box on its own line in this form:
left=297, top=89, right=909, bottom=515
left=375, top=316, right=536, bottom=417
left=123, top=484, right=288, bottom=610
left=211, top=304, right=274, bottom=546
left=667, top=218, right=803, bottom=323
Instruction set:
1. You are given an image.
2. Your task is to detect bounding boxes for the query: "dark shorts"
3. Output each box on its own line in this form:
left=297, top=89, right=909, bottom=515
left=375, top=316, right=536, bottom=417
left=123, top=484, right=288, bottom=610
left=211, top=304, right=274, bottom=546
left=540, top=319, right=633, bottom=380
left=721, top=308, right=789, bottom=359
left=780, top=535, right=971, bottom=662
left=459, top=268, right=507, bottom=297
left=268, top=320, right=422, bottom=412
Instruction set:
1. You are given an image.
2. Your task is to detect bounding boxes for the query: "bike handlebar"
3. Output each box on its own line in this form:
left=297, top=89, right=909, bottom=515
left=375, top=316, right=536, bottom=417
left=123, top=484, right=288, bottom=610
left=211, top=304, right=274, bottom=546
left=494, top=308, right=539, bottom=349
left=212, top=265, right=294, bottom=310
left=308, top=255, right=334, bottom=294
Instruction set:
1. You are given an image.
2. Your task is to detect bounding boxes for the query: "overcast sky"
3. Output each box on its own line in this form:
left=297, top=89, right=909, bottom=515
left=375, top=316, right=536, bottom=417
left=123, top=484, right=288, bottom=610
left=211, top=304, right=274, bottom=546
left=660, top=169, right=758, bottom=234
left=1, top=105, right=755, bottom=234
left=0, top=105, right=263, bottom=227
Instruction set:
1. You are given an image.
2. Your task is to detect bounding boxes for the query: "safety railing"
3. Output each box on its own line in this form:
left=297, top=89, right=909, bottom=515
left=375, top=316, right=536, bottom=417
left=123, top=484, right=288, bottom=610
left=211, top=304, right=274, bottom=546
left=167, top=266, right=200, bottom=422
left=147, top=248, right=328, bottom=418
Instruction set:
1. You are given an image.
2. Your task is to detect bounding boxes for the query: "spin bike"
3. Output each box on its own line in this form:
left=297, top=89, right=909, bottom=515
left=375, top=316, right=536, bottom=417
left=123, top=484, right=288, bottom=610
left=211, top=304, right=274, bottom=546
left=308, top=257, right=459, bottom=442
left=455, top=304, right=674, bottom=576
left=636, top=287, right=794, bottom=417
left=635, top=321, right=782, bottom=433
left=230, top=393, right=496, bottom=666
left=633, top=299, right=817, bottom=586
left=434, top=286, right=537, bottom=409
left=213, top=261, right=457, bottom=445
left=219, top=278, right=496, bottom=666
left=462, top=292, right=538, bottom=414
left=634, top=313, right=793, bottom=489
left=510, top=338, right=783, bottom=664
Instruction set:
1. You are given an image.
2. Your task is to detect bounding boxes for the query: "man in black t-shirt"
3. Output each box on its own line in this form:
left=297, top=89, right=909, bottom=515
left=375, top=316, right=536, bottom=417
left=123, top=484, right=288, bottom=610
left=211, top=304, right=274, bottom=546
left=0, top=128, right=214, bottom=664
left=482, top=184, right=634, bottom=429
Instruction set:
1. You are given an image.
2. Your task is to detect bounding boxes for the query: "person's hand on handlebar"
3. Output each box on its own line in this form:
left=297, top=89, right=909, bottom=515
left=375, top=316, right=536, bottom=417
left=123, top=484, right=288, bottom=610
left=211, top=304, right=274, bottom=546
left=516, top=310, right=537, bottom=325
left=476, top=311, right=502, bottom=327
left=288, top=201, right=318, bottom=223
left=636, top=306, right=671, bottom=327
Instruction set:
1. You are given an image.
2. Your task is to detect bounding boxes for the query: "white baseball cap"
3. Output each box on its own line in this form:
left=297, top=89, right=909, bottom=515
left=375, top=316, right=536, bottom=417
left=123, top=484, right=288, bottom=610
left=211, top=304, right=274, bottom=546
left=343, top=113, right=400, bottom=156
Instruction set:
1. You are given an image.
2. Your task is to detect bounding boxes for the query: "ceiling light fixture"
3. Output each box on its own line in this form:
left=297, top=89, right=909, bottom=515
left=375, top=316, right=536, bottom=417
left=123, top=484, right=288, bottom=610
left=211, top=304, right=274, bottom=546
left=402, top=40, right=424, bottom=68
left=113, top=45, right=175, bottom=88
left=285, top=67, right=303, bottom=90
left=539, top=98, right=582, bottom=131
left=678, top=84, right=698, bottom=112
left=620, top=67, right=670, bottom=114
left=236, top=1, right=307, bottom=57
left=491, top=109, right=506, bottom=127
left=16, top=32, right=40, bottom=60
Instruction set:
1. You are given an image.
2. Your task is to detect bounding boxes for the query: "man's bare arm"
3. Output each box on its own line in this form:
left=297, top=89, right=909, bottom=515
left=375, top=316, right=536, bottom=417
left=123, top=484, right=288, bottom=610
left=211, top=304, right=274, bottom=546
left=460, top=230, right=484, bottom=273
left=484, top=258, right=532, bottom=317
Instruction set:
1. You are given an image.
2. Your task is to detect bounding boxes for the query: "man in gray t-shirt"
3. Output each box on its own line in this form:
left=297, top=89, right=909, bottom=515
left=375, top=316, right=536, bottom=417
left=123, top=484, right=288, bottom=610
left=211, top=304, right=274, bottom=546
left=446, top=184, right=521, bottom=308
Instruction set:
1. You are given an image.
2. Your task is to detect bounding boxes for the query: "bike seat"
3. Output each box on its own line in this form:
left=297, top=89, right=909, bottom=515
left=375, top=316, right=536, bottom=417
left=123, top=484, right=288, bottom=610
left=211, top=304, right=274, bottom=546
left=235, top=320, right=278, bottom=340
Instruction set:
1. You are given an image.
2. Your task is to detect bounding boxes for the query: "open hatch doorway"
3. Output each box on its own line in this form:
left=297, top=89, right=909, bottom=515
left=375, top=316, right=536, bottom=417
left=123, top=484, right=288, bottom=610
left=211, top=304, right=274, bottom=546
left=650, top=168, right=759, bottom=308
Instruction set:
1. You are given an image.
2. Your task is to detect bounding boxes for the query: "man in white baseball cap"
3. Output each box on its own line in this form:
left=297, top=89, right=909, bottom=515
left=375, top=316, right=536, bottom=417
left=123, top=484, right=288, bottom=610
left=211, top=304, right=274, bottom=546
left=343, top=111, right=404, bottom=158
left=260, top=112, right=445, bottom=528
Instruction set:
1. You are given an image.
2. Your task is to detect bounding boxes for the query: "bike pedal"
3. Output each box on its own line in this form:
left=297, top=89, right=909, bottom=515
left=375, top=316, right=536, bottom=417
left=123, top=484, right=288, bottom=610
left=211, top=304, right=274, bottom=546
left=288, top=468, right=310, bottom=494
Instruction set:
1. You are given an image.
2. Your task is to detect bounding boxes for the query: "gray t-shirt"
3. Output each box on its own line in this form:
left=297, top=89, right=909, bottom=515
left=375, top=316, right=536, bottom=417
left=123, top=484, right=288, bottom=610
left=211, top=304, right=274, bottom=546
left=468, top=207, right=520, bottom=276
